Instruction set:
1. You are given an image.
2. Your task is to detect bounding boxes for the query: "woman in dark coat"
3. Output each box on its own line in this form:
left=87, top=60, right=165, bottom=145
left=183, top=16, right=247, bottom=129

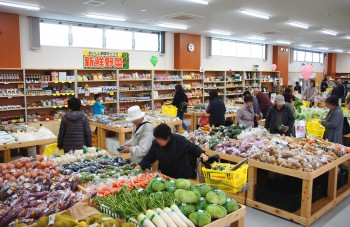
left=58, top=98, right=92, bottom=153
left=321, top=95, right=344, bottom=144
left=172, top=84, right=188, bottom=131
left=206, top=90, right=226, bottom=127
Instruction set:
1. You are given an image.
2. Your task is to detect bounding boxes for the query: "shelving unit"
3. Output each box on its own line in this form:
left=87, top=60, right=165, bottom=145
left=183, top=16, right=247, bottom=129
left=0, top=68, right=281, bottom=124
left=260, top=71, right=281, bottom=93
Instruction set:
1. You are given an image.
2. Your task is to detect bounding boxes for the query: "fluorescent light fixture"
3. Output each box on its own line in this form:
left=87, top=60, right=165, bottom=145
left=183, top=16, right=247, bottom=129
left=334, top=49, right=343, bottom=53
left=300, top=44, right=312, bottom=48
left=85, top=13, right=126, bottom=21
left=345, top=36, right=350, bottom=39
left=240, top=9, right=270, bottom=19
left=157, top=23, right=188, bottom=30
left=319, top=47, right=329, bottom=50
left=288, top=21, right=309, bottom=29
left=0, top=1, right=40, bottom=10
left=276, top=40, right=291, bottom=45
left=321, top=30, right=338, bottom=36
left=209, top=30, right=231, bottom=36
left=188, top=0, right=209, bottom=5
left=247, top=35, right=265, bottom=41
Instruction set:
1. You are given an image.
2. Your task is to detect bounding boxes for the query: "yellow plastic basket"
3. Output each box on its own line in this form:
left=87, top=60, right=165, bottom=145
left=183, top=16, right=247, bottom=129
left=42, top=143, right=64, bottom=156
left=326, top=87, right=333, bottom=92
left=302, top=101, right=310, bottom=108
left=307, top=129, right=325, bottom=138
left=342, top=107, right=348, bottom=115
left=161, top=104, right=178, bottom=117
left=202, top=163, right=249, bottom=193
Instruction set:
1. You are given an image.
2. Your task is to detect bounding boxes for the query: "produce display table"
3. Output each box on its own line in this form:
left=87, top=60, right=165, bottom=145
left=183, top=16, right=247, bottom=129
left=187, top=112, right=237, bottom=130
left=314, top=101, right=326, bottom=108
left=90, top=120, right=183, bottom=149
left=0, top=137, right=57, bottom=163
left=246, top=153, right=350, bottom=227
left=205, top=204, right=246, bottom=227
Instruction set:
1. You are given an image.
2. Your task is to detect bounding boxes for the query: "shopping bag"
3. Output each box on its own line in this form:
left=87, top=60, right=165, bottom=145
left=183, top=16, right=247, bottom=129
left=295, top=120, right=306, bottom=138
left=200, top=115, right=210, bottom=127
left=43, top=143, right=64, bottom=156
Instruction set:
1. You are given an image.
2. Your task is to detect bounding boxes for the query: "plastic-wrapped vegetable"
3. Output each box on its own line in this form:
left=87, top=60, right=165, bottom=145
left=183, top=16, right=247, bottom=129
left=195, top=197, right=208, bottom=210
left=224, top=198, right=239, bottom=213
left=175, top=179, right=191, bottom=190
left=205, top=204, right=227, bottom=218
left=178, top=203, right=196, bottom=216
left=194, top=184, right=212, bottom=197
left=206, top=190, right=227, bottom=205
left=36, top=214, right=78, bottom=227
left=188, top=210, right=212, bottom=227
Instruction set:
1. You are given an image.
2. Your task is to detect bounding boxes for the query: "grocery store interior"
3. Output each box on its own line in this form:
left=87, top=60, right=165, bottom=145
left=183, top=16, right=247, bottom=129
left=1, top=0, right=350, bottom=226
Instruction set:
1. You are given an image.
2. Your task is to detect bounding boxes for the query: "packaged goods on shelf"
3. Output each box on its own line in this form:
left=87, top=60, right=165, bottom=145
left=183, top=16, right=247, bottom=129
left=154, top=83, right=177, bottom=90
left=188, top=98, right=202, bottom=106
left=154, top=91, right=174, bottom=99
left=0, top=105, right=23, bottom=110
left=77, top=85, right=117, bottom=94
left=119, top=73, right=151, bottom=80
left=0, top=115, right=25, bottom=125
left=77, top=72, right=116, bottom=81
left=0, top=88, right=23, bottom=96
left=0, top=73, right=20, bottom=82
left=1, top=125, right=56, bottom=142
left=119, top=85, right=151, bottom=91
left=182, top=72, right=202, bottom=79
left=155, top=73, right=181, bottom=81
left=0, top=131, right=16, bottom=144
left=27, top=98, right=69, bottom=108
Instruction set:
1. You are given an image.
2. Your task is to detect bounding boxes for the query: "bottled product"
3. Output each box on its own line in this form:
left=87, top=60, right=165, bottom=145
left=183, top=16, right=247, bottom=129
left=0, top=74, right=20, bottom=82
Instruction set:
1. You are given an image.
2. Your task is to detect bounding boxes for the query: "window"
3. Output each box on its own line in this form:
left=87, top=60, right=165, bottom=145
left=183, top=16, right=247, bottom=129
left=292, top=49, right=323, bottom=63
left=211, top=39, right=265, bottom=58
left=221, top=40, right=236, bottom=57
left=40, top=23, right=69, bottom=47
left=105, top=29, right=133, bottom=50
left=236, top=43, right=250, bottom=58
left=134, top=32, right=159, bottom=51
left=71, top=26, right=103, bottom=48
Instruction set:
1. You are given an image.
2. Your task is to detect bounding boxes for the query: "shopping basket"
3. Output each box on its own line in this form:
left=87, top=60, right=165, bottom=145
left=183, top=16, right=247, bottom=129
left=197, top=155, right=249, bottom=194
left=306, top=119, right=325, bottom=139
left=302, top=101, right=310, bottom=108
left=42, top=143, right=64, bottom=156
left=161, top=101, right=178, bottom=117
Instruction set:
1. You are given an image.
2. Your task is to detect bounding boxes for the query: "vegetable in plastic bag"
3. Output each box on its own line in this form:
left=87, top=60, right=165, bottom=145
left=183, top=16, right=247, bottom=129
left=175, top=178, right=191, bottom=190
left=36, top=214, right=78, bottom=227
left=205, top=204, right=227, bottom=219
left=194, top=184, right=212, bottom=197
left=147, top=177, right=166, bottom=192
left=206, top=190, right=227, bottom=205
left=189, top=210, right=212, bottom=227
left=224, top=198, right=239, bottom=213
left=195, top=197, right=208, bottom=210
left=178, top=203, right=196, bottom=216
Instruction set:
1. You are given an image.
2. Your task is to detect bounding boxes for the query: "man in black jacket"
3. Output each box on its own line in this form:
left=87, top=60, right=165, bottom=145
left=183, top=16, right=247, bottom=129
left=138, top=123, right=209, bottom=179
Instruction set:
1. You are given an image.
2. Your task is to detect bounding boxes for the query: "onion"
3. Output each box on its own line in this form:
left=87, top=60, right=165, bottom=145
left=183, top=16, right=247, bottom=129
left=8, top=164, right=15, bottom=169
left=9, top=176, right=16, bottom=182
left=13, top=172, right=19, bottom=178
left=23, top=172, right=31, bottom=178
left=30, top=171, right=38, bottom=178
left=44, top=168, right=50, bottom=173
left=36, top=155, right=43, bottom=161
left=25, top=163, right=32, bottom=169
left=21, top=167, right=26, bottom=171
left=27, top=167, right=33, bottom=172
left=17, top=169, right=23, bottom=176
left=0, top=177, right=3, bottom=183
left=35, top=160, right=40, bottom=167
left=4, top=174, right=10, bottom=179
left=2, top=170, right=9, bottom=175
left=41, top=162, right=47, bottom=169
left=15, top=162, right=22, bottom=169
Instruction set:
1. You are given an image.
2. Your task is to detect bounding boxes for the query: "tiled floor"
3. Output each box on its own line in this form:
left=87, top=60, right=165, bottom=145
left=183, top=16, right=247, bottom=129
left=244, top=196, right=350, bottom=227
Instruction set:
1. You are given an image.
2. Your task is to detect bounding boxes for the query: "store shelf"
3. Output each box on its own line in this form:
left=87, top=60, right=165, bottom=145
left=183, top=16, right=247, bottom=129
left=78, top=91, right=117, bottom=95
left=204, top=87, right=225, bottom=90
left=82, top=101, right=117, bottom=106
left=119, top=89, right=151, bottom=92
left=0, top=95, right=24, bottom=98
left=204, top=81, right=225, bottom=83
left=184, top=87, right=203, bottom=90
left=227, top=80, right=244, bottom=83
left=0, top=81, right=24, bottom=84
left=119, top=79, right=152, bottom=82
left=154, top=88, right=175, bottom=91
left=154, top=80, right=181, bottom=82
left=26, top=93, right=75, bottom=97
left=226, top=93, right=242, bottom=96
left=119, top=100, right=151, bottom=103
left=182, top=78, right=203, bottom=81
left=154, top=97, right=173, bottom=100
left=77, top=80, right=117, bottom=83
left=27, top=105, right=68, bottom=110
left=26, top=81, right=74, bottom=84
left=0, top=108, right=25, bottom=112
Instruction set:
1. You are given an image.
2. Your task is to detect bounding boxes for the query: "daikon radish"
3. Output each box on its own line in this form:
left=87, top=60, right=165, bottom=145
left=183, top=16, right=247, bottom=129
left=137, top=213, right=156, bottom=227
left=171, top=204, right=195, bottom=227
left=146, top=209, right=167, bottom=227
left=155, top=208, right=177, bottom=227
left=163, top=207, right=187, bottom=227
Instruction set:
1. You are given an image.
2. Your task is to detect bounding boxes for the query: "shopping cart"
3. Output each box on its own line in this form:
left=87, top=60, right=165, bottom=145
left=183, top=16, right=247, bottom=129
left=196, top=154, right=250, bottom=194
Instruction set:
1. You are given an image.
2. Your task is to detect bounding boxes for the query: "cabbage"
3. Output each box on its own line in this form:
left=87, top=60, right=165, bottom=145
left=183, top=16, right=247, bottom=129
left=179, top=203, right=196, bottom=216
left=179, top=190, right=200, bottom=204
left=205, top=204, right=227, bottom=219
left=147, top=177, right=165, bottom=192
left=206, top=190, right=227, bottom=205
left=224, top=198, right=239, bottom=213
left=165, top=179, right=176, bottom=192
left=175, top=178, right=191, bottom=190
left=194, top=184, right=212, bottom=196
left=174, top=189, right=186, bottom=200
left=189, top=210, right=212, bottom=227
left=195, top=197, right=208, bottom=210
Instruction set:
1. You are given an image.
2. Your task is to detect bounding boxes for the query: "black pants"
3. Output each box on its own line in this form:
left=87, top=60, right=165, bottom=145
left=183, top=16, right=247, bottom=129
left=262, top=109, right=269, bottom=119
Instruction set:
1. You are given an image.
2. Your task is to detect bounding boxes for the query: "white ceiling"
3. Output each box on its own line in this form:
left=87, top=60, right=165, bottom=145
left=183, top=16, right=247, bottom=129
left=2, top=0, right=350, bottom=52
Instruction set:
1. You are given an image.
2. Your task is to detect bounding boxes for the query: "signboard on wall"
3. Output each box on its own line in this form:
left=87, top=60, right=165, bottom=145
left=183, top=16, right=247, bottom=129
left=83, top=50, right=129, bottom=69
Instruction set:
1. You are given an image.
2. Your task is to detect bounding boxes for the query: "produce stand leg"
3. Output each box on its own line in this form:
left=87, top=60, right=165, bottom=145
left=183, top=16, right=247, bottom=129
left=3, top=149, right=10, bottom=163
left=38, top=144, right=45, bottom=154
left=230, top=217, right=245, bottom=227
left=118, top=132, right=126, bottom=146
left=247, top=166, right=257, bottom=201
left=99, top=128, right=107, bottom=150
left=96, top=127, right=103, bottom=148
left=327, top=166, right=338, bottom=200
left=301, top=179, right=313, bottom=227
left=177, top=122, right=183, bottom=133
left=194, top=115, right=199, bottom=130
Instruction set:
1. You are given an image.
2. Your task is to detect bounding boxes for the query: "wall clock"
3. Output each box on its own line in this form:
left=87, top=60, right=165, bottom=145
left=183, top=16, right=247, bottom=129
left=188, top=43, right=195, bottom=52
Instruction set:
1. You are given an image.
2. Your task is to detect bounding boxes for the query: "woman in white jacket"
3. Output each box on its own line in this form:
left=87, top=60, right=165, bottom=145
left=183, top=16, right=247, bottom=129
left=121, top=106, right=154, bottom=163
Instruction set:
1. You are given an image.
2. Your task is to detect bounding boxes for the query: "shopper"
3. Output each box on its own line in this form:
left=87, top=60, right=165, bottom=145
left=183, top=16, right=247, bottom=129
left=137, top=123, right=209, bottom=179
left=283, top=87, right=295, bottom=114
left=206, top=90, right=226, bottom=127
left=294, top=82, right=302, bottom=94
left=58, top=98, right=92, bottom=153
left=92, top=94, right=106, bottom=115
left=243, top=91, right=260, bottom=117
left=253, top=88, right=273, bottom=119
left=237, top=95, right=256, bottom=128
left=121, top=106, right=154, bottom=163
left=302, top=80, right=318, bottom=107
left=265, top=95, right=295, bottom=136
left=321, top=95, right=344, bottom=144
left=331, top=79, right=347, bottom=102
left=320, top=76, right=328, bottom=92
left=172, top=84, right=188, bottom=131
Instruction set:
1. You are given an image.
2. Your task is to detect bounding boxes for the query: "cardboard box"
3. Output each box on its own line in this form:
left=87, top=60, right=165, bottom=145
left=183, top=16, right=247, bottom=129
left=106, top=137, right=119, bottom=154
left=59, top=72, right=67, bottom=81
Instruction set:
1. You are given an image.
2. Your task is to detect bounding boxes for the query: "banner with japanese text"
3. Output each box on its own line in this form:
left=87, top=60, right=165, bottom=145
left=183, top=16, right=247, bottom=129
left=83, top=50, right=129, bottom=69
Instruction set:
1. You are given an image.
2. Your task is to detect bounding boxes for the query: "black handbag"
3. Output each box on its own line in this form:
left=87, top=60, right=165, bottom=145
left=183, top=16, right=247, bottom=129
left=343, top=117, right=350, bottom=135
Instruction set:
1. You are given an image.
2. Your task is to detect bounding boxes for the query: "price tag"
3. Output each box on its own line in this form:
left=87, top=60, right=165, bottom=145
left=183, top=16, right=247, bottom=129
left=8, top=96, right=12, bottom=99
left=48, top=214, right=56, bottom=225
left=46, top=118, right=49, bottom=121
left=58, top=119, right=61, bottom=122
left=61, top=81, right=65, bottom=83
left=110, top=91, right=114, bottom=95
left=53, top=106, right=57, bottom=109
left=58, top=106, right=62, bottom=108
left=3, top=82, right=9, bottom=85
left=69, top=81, right=72, bottom=83
left=64, top=105, right=68, bottom=107
left=54, top=81, right=58, bottom=84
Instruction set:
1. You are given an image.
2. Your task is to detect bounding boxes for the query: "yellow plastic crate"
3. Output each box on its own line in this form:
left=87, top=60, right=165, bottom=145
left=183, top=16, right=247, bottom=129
left=306, top=119, right=325, bottom=131
left=302, top=101, right=310, bottom=108
left=307, top=129, right=325, bottom=138
left=202, top=163, right=248, bottom=193
left=342, top=107, right=348, bottom=114
left=326, top=87, right=332, bottom=92
left=162, top=104, right=178, bottom=117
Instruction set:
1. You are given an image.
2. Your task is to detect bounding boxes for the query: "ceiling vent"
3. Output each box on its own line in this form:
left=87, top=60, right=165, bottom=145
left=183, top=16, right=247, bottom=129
left=83, top=0, right=106, bottom=7
left=261, top=30, right=283, bottom=35
left=162, top=12, right=204, bottom=21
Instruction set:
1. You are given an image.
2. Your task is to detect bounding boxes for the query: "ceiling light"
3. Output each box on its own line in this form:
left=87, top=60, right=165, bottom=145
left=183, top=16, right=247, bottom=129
left=140, top=9, right=146, bottom=12
left=288, top=21, right=309, bottom=29
left=319, top=47, right=329, bottom=50
left=0, top=1, right=40, bottom=10
left=240, top=9, right=270, bottom=20
left=209, top=30, right=231, bottom=36
left=188, top=0, right=209, bottom=5
left=334, top=49, right=343, bottom=53
left=247, top=36, right=265, bottom=41
left=157, top=23, right=188, bottom=30
left=321, top=30, right=338, bottom=36
left=276, top=40, right=291, bottom=45
left=345, top=36, right=350, bottom=39
left=85, top=13, right=126, bottom=21
left=300, top=44, right=312, bottom=48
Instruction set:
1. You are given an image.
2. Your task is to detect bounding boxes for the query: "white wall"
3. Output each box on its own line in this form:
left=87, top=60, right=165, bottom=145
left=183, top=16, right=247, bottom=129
left=200, top=37, right=273, bottom=71
left=336, top=54, right=350, bottom=73
left=20, top=16, right=174, bottom=69
left=288, top=62, right=323, bottom=85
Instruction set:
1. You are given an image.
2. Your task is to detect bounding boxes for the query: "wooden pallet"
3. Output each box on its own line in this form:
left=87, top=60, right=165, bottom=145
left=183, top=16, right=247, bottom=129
left=246, top=153, right=350, bottom=227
